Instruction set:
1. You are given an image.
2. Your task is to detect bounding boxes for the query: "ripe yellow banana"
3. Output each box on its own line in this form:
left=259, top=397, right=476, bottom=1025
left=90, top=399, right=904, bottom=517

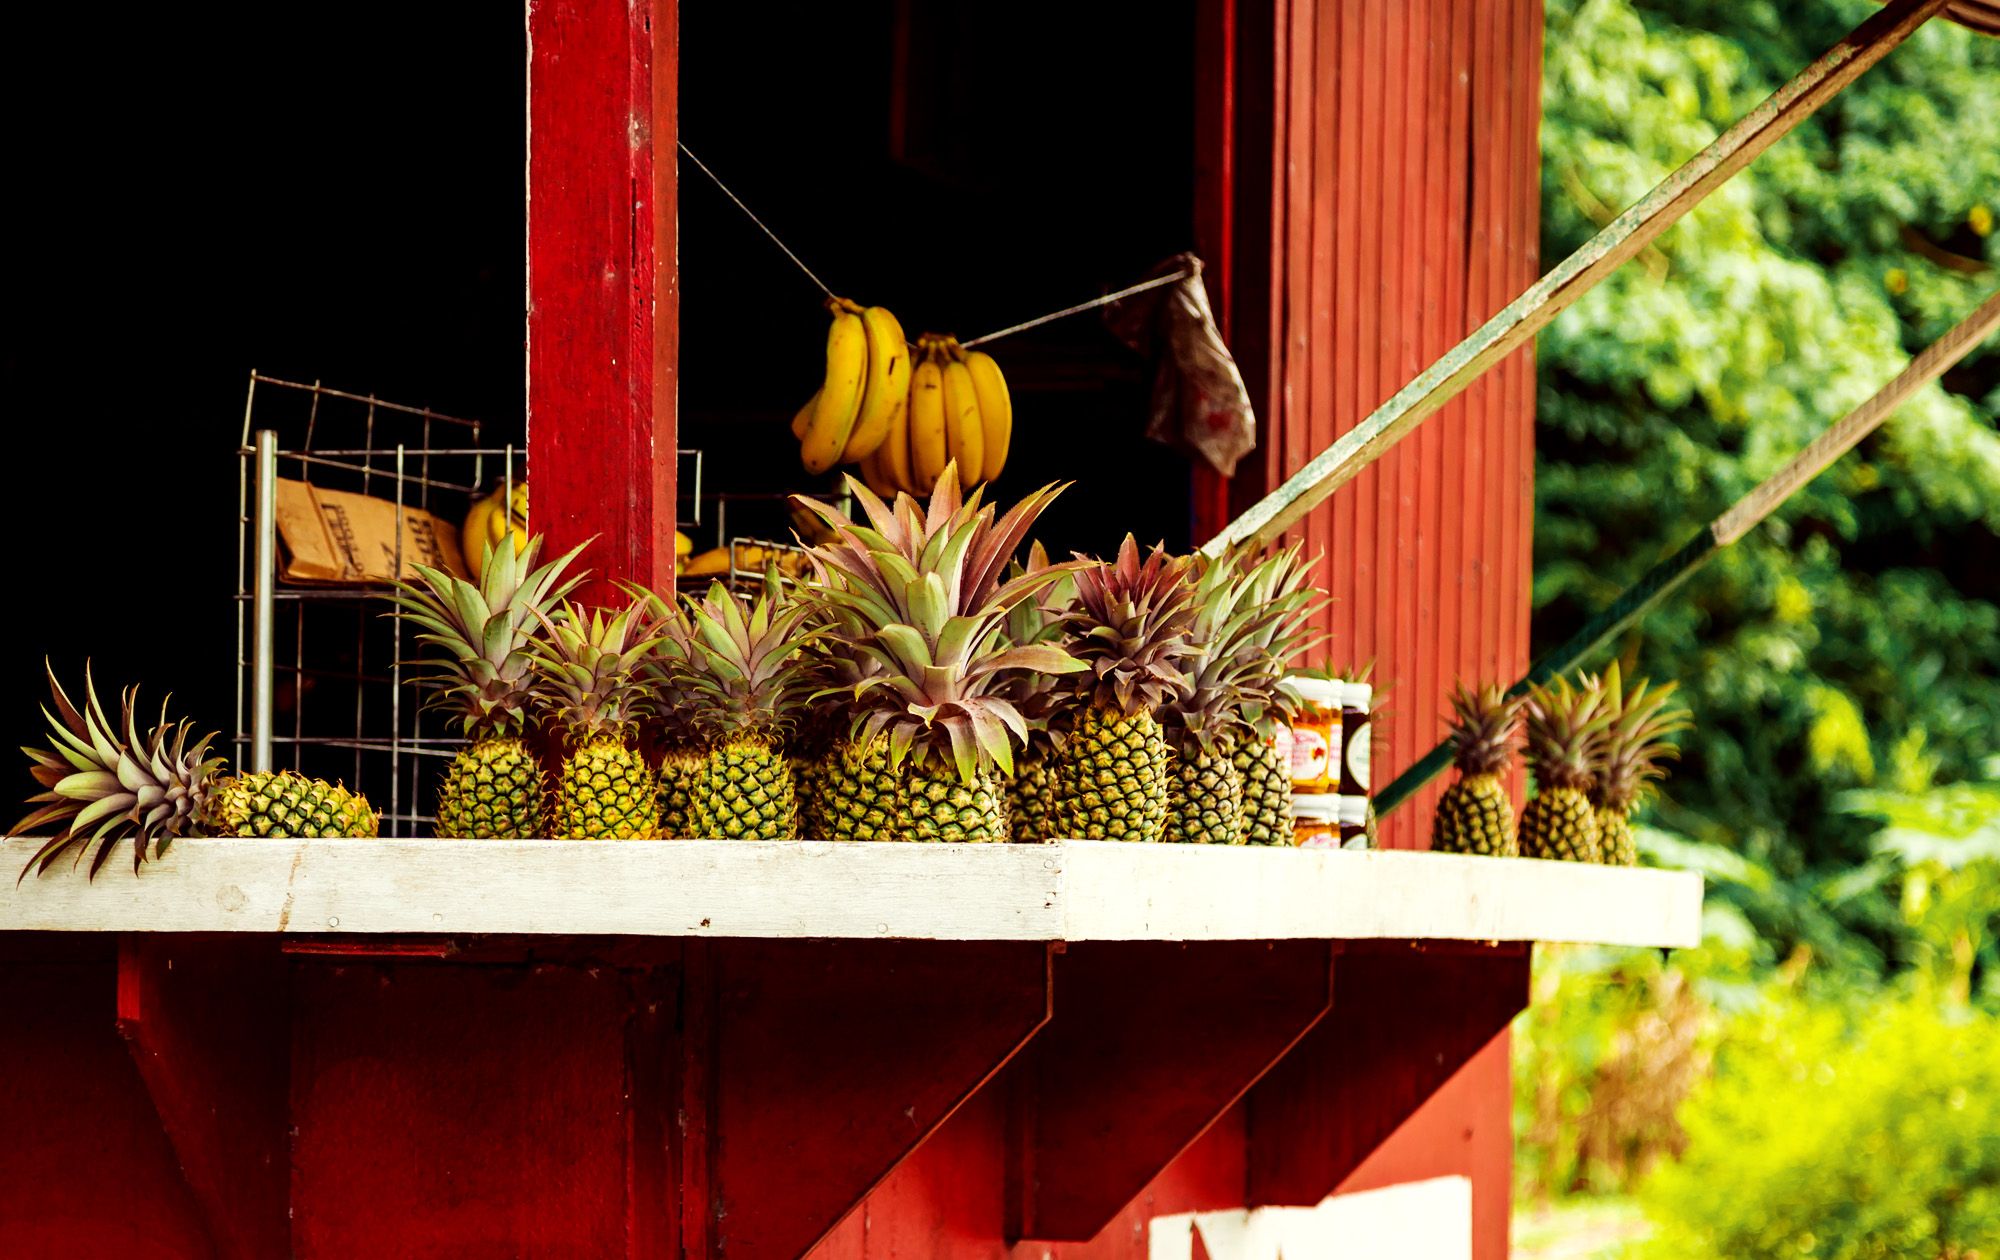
left=800, top=300, right=869, bottom=474
left=858, top=444, right=898, bottom=500
left=907, top=339, right=949, bottom=490
left=461, top=489, right=501, bottom=582
left=940, top=346, right=984, bottom=493
left=841, top=306, right=910, bottom=464
left=964, top=349, right=1012, bottom=483
left=790, top=392, right=817, bottom=441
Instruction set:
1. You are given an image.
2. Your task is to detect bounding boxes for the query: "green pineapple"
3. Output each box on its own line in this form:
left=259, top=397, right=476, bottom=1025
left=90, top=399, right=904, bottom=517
left=531, top=598, right=663, bottom=839
left=631, top=586, right=709, bottom=839
left=678, top=575, right=818, bottom=841
left=1431, top=682, right=1523, bottom=856
left=793, top=464, right=1083, bottom=843
left=18, top=663, right=377, bottom=879
left=1051, top=536, right=1199, bottom=843
left=996, top=543, right=1074, bottom=843
left=1162, top=545, right=1320, bottom=845
left=1518, top=676, right=1612, bottom=862
left=1589, top=664, right=1690, bottom=866
left=386, top=533, right=584, bottom=837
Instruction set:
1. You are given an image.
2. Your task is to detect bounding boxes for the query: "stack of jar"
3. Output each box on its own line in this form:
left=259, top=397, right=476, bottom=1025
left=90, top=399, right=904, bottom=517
left=1279, top=676, right=1373, bottom=849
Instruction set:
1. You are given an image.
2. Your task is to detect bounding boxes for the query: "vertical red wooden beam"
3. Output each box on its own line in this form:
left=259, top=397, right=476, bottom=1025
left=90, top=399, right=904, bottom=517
left=1191, top=0, right=1237, bottom=543
left=528, top=0, right=678, bottom=599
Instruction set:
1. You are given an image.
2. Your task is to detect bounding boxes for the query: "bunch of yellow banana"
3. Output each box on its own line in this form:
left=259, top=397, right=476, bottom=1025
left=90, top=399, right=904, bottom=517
left=792, top=300, right=1012, bottom=499
left=460, top=480, right=529, bottom=583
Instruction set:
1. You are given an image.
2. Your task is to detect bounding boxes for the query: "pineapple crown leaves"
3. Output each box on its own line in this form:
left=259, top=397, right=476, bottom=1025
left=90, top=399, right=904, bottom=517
left=1060, top=535, right=1201, bottom=718
left=677, top=575, right=823, bottom=743
left=793, top=471, right=1087, bottom=783
left=1588, top=662, right=1693, bottom=813
left=992, top=541, right=1081, bottom=724
left=1163, top=543, right=1328, bottom=751
left=1522, top=674, right=1614, bottom=794
left=527, top=595, right=665, bottom=745
left=384, top=533, right=588, bottom=739
left=1445, top=681, right=1523, bottom=780
left=16, top=661, right=225, bottom=881
left=622, top=580, right=710, bottom=746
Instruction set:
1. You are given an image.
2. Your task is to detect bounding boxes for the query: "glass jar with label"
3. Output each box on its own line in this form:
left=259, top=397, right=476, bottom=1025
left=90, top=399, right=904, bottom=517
left=1338, top=682, right=1373, bottom=797
left=1338, top=795, right=1371, bottom=849
left=1292, top=794, right=1342, bottom=848
left=1286, top=677, right=1346, bottom=794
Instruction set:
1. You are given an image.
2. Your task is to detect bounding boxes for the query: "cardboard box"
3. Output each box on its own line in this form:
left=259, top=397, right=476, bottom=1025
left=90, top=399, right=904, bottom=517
left=275, top=478, right=468, bottom=585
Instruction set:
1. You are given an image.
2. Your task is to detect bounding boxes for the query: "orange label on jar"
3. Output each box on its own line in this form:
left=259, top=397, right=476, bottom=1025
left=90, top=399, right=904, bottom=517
left=1288, top=729, right=1329, bottom=787
left=1295, top=828, right=1341, bottom=850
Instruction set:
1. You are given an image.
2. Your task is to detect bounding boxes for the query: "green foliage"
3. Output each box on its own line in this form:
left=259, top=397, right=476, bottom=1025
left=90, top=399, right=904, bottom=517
left=1637, top=991, right=2000, bottom=1259
left=1537, top=0, right=2000, bottom=968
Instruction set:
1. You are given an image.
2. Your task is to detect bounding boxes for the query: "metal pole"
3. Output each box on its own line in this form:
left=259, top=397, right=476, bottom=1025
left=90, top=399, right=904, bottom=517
left=251, top=428, right=279, bottom=773
left=1374, top=290, right=2000, bottom=817
left=1204, top=0, right=1948, bottom=557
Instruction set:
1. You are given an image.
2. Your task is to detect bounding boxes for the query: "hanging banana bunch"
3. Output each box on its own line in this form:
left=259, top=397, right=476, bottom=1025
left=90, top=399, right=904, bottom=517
left=794, top=298, right=1013, bottom=498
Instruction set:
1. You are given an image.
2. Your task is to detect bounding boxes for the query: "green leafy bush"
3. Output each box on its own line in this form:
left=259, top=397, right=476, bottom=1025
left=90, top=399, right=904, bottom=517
left=1639, top=993, right=2000, bottom=1259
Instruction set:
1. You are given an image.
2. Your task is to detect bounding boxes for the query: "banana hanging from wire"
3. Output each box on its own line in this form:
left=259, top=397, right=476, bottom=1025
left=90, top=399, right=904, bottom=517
left=906, top=336, right=950, bottom=489
left=841, top=305, right=910, bottom=464
left=963, top=348, right=1012, bottom=485
left=799, top=299, right=869, bottom=474
left=939, top=341, right=984, bottom=493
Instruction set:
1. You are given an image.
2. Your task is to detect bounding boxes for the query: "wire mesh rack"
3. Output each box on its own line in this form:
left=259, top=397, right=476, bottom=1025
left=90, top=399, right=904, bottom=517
left=233, top=372, right=707, bottom=835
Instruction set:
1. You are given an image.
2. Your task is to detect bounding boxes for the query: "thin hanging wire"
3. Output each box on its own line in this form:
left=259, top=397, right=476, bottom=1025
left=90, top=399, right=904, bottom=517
left=679, top=141, right=836, bottom=300
left=961, top=268, right=1192, bottom=347
left=678, top=142, right=1195, bottom=345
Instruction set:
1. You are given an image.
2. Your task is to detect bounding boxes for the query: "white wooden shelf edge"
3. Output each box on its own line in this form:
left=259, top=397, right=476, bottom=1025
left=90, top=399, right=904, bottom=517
left=0, top=837, right=1702, bottom=948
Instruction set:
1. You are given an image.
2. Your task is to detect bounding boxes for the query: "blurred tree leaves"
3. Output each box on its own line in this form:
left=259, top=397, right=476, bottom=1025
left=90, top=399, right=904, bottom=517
left=1537, top=0, right=2000, bottom=967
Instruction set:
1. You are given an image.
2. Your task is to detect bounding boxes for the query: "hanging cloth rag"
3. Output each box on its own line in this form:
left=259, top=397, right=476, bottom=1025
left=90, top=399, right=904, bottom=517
left=1102, top=253, right=1257, bottom=477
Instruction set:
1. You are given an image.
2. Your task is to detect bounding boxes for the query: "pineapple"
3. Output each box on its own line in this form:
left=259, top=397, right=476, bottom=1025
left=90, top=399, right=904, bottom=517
left=794, top=465, right=1083, bottom=843
left=997, top=543, right=1075, bottom=843
left=1589, top=664, right=1690, bottom=866
left=631, top=586, right=709, bottom=839
left=1051, top=536, right=1200, bottom=843
left=531, top=598, right=663, bottom=839
left=1164, top=544, right=1320, bottom=845
left=1431, top=682, right=1523, bottom=856
left=386, top=534, right=584, bottom=837
left=677, top=575, right=818, bottom=841
left=18, top=663, right=376, bottom=879
left=1517, top=676, right=1612, bottom=862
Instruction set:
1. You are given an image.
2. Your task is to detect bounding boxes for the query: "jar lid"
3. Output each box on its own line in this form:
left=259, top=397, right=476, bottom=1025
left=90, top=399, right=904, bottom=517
left=1291, top=792, right=1342, bottom=822
left=1286, top=676, right=1346, bottom=707
left=1342, top=682, right=1374, bottom=709
left=1337, top=796, right=1370, bottom=825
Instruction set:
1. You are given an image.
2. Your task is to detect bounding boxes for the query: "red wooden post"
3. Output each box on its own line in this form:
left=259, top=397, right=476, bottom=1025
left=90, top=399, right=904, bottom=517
left=528, top=0, right=679, bottom=600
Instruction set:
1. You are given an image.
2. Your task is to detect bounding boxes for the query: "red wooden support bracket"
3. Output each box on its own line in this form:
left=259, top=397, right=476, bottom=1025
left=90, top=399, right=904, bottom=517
left=1007, top=940, right=1336, bottom=1242
left=1245, top=940, right=1530, bottom=1206
left=289, top=960, right=645, bottom=1258
left=683, top=939, right=1051, bottom=1260
left=527, top=0, right=678, bottom=600
left=115, top=934, right=290, bottom=1260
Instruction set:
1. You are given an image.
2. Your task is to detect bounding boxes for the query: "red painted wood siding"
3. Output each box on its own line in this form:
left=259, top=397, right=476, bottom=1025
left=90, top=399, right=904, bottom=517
left=528, top=0, right=679, bottom=601
left=1205, top=0, right=1544, bottom=849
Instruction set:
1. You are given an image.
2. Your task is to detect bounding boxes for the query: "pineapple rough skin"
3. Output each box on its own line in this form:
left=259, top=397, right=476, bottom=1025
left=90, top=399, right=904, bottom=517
left=200, top=771, right=379, bottom=838
left=1054, top=706, right=1172, bottom=842
left=697, top=736, right=797, bottom=841
left=1231, top=735, right=1293, bottom=846
left=1431, top=773, right=1517, bottom=856
left=1517, top=786, right=1601, bottom=862
left=1596, top=806, right=1637, bottom=866
left=1007, top=751, right=1057, bottom=843
left=436, top=737, right=546, bottom=839
left=1165, top=746, right=1246, bottom=845
left=904, top=764, right=1007, bottom=843
left=554, top=735, right=661, bottom=840
left=655, top=746, right=706, bottom=839
left=821, top=741, right=897, bottom=842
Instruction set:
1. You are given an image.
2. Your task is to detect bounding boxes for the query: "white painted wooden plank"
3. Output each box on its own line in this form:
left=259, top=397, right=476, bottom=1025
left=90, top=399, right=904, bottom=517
left=0, top=838, right=1702, bottom=947
left=0, top=839, right=1065, bottom=939
left=1151, top=1177, right=1473, bottom=1260
left=1057, top=845, right=1703, bottom=947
